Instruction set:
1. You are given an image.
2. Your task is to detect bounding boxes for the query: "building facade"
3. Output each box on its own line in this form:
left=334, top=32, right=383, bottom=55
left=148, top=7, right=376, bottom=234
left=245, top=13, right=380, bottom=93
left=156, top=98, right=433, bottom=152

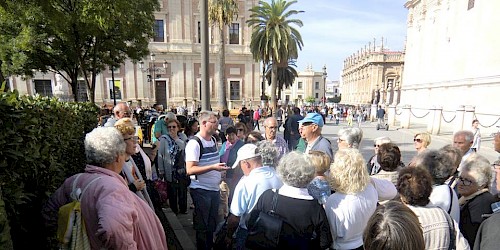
left=279, top=65, right=327, bottom=107
left=401, top=0, right=500, bottom=115
left=7, top=0, right=261, bottom=110
left=341, top=39, right=404, bottom=107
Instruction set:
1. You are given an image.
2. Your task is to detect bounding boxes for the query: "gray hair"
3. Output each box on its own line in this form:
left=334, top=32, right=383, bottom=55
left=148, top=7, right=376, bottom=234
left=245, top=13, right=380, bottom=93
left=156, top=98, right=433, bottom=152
left=198, top=110, right=217, bottom=122
left=454, top=130, right=474, bottom=142
left=461, top=154, right=492, bottom=188
left=85, top=127, right=126, bottom=167
left=256, top=140, right=278, bottom=167
left=338, top=127, right=364, bottom=149
left=277, top=151, right=315, bottom=188
left=413, top=149, right=454, bottom=185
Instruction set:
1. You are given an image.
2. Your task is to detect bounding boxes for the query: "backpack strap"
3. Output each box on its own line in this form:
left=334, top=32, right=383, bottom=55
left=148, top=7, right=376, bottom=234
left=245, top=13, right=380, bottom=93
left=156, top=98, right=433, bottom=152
left=79, top=176, right=103, bottom=201
left=447, top=185, right=453, bottom=214
left=70, top=174, right=83, bottom=200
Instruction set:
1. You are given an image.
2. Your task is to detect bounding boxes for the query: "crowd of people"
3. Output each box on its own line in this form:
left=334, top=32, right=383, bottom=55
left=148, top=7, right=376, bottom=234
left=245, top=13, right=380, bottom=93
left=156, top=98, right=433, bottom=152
left=42, top=101, right=500, bottom=250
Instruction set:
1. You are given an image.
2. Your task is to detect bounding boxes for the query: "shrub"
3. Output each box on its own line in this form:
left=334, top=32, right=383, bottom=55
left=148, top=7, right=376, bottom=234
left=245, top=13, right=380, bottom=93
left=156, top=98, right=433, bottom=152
left=0, top=91, right=99, bottom=249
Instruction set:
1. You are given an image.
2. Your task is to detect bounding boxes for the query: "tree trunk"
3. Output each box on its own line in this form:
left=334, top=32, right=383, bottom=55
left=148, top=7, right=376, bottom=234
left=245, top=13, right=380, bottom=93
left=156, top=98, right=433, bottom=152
left=217, top=29, right=228, bottom=111
left=270, top=65, right=277, bottom=111
left=70, top=70, right=79, bottom=102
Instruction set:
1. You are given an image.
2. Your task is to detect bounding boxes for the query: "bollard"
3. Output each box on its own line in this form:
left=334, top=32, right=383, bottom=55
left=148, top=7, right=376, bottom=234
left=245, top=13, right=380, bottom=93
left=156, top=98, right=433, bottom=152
left=454, top=105, right=465, bottom=134
left=388, top=105, right=397, bottom=126
left=427, top=106, right=442, bottom=135
left=400, top=105, right=411, bottom=129
left=370, top=104, right=377, bottom=122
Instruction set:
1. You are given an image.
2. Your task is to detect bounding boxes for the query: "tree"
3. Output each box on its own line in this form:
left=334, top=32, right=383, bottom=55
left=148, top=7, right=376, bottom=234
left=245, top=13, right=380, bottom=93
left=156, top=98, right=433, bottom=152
left=265, top=61, right=298, bottom=100
left=208, top=0, right=239, bottom=111
left=0, top=0, right=158, bottom=102
left=247, top=0, right=304, bottom=110
left=305, top=96, right=316, bottom=105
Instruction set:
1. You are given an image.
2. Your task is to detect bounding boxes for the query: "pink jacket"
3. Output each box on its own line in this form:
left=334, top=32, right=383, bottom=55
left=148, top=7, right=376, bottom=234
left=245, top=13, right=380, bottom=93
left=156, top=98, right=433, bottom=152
left=43, top=165, right=167, bottom=249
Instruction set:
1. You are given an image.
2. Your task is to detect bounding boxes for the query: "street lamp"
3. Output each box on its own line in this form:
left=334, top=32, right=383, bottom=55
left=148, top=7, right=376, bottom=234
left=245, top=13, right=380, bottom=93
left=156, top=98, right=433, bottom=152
left=139, top=53, right=168, bottom=105
left=322, top=65, right=327, bottom=107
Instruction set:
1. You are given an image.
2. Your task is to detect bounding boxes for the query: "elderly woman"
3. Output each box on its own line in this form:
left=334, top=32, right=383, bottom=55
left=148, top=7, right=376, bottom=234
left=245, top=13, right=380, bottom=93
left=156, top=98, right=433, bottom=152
left=439, top=145, right=463, bottom=188
left=220, top=126, right=245, bottom=205
left=325, top=148, right=379, bottom=250
left=337, top=127, right=363, bottom=149
left=397, top=167, right=470, bottom=249
left=372, top=143, right=403, bottom=186
left=246, top=151, right=332, bottom=249
left=458, top=154, right=498, bottom=245
left=115, top=118, right=154, bottom=209
left=256, top=140, right=279, bottom=168
left=366, top=136, right=392, bottom=175
left=414, top=149, right=460, bottom=223
left=42, top=127, right=167, bottom=249
left=363, top=201, right=425, bottom=250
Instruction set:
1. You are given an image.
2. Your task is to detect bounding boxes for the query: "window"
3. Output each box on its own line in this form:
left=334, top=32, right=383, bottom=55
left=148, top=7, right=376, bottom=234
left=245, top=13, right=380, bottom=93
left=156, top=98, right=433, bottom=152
left=315, top=93, right=319, bottom=98
left=315, top=82, right=319, bottom=90
left=154, top=20, right=164, bottom=42
left=197, top=21, right=201, bottom=43
left=77, top=80, right=88, bottom=102
left=108, top=80, right=122, bottom=100
left=229, top=23, right=239, bottom=44
left=468, top=0, right=475, bottom=10
left=298, top=82, right=303, bottom=89
left=229, top=81, right=240, bottom=100
left=285, top=95, right=290, bottom=101
left=34, top=80, right=52, bottom=97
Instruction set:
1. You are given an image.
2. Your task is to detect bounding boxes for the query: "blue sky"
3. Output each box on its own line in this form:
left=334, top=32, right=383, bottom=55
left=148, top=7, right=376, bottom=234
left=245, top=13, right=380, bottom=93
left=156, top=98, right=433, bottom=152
left=289, top=0, right=408, bottom=80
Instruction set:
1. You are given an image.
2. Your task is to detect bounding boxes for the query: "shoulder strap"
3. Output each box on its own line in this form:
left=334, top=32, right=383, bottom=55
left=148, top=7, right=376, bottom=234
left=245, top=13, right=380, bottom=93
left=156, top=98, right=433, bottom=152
left=443, top=211, right=456, bottom=250
left=270, top=189, right=279, bottom=213
left=70, top=174, right=83, bottom=200
left=192, top=136, right=204, bottom=161
left=447, top=185, right=453, bottom=214
left=79, top=176, right=103, bottom=201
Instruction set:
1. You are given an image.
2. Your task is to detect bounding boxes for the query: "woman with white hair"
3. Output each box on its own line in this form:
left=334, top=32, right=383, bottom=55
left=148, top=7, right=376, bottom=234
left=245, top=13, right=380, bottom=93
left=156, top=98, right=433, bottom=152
left=325, top=148, right=379, bottom=250
left=458, top=154, right=498, bottom=245
left=336, top=127, right=363, bottom=149
left=42, top=127, right=167, bottom=249
left=246, top=151, right=332, bottom=249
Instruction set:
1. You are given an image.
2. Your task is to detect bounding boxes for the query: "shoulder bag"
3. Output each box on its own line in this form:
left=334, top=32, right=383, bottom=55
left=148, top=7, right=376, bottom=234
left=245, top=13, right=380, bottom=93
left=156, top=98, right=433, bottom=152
left=246, top=189, right=283, bottom=249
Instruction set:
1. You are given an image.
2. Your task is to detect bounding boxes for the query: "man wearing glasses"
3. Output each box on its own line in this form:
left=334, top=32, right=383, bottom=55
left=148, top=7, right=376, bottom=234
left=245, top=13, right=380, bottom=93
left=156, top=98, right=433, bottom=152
left=262, top=117, right=288, bottom=160
left=298, top=112, right=334, bottom=159
left=185, top=111, right=229, bottom=250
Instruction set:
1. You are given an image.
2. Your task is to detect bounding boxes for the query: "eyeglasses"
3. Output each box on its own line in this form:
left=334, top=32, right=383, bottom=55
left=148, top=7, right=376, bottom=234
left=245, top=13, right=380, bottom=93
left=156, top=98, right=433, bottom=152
left=265, top=126, right=278, bottom=130
left=374, top=144, right=381, bottom=147
left=168, top=126, right=177, bottom=129
left=414, top=138, right=422, bottom=143
left=302, top=122, right=314, bottom=127
left=124, top=136, right=139, bottom=141
left=206, top=120, right=217, bottom=124
left=237, top=128, right=245, bottom=132
left=458, top=177, right=473, bottom=186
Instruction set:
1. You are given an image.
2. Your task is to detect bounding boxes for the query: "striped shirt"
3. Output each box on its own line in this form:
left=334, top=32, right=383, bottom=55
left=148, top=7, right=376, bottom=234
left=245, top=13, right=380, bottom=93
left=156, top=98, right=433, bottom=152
left=185, top=134, right=221, bottom=191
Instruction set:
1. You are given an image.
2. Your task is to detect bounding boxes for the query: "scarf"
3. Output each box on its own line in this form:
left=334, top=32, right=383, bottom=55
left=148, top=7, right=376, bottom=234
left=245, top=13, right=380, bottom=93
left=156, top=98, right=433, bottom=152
left=123, top=159, right=154, bottom=209
left=458, top=188, right=489, bottom=206
left=135, top=144, right=152, bottom=180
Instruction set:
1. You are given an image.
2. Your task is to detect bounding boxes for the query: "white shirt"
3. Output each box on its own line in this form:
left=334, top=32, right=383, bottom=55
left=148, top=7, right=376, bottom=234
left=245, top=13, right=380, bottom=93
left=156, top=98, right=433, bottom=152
left=325, top=183, right=378, bottom=250
left=230, top=166, right=283, bottom=228
left=429, top=184, right=460, bottom=223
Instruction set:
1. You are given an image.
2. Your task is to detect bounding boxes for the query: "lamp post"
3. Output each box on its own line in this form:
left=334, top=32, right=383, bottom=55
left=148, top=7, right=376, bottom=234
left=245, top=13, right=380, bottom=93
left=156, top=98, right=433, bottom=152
left=139, top=53, right=168, bottom=106
left=322, top=65, right=327, bottom=107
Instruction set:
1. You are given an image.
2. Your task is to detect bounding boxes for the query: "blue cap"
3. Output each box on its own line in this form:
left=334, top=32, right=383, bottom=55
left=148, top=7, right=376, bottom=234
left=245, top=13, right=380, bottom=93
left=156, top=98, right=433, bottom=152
left=298, top=113, right=324, bottom=127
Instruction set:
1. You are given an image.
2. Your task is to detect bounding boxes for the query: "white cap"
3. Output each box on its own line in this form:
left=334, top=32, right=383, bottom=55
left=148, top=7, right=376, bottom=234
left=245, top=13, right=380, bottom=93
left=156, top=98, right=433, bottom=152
left=231, top=144, right=261, bottom=169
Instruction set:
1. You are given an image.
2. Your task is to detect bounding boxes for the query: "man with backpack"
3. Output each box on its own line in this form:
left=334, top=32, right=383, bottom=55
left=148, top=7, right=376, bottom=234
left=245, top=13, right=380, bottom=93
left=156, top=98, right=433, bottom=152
left=185, top=111, right=230, bottom=250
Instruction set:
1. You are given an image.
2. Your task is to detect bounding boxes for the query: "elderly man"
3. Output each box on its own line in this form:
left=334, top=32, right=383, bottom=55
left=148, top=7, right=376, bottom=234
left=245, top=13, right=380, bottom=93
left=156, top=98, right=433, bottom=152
left=453, top=130, right=475, bottom=172
left=298, top=112, right=334, bottom=159
left=224, top=143, right=283, bottom=249
left=185, top=111, right=230, bottom=250
left=104, top=102, right=131, bottom=127
left=263, top=117, right=288, bottom=160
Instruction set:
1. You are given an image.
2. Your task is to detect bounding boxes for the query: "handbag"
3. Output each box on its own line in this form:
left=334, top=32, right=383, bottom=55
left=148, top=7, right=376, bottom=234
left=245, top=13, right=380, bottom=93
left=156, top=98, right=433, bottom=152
left=246, top=189, right=283, bottom=249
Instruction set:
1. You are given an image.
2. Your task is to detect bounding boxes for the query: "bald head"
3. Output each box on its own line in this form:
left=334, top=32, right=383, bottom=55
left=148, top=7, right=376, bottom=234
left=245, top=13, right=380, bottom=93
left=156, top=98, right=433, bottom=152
left=113, top=102, right=131, bottom=119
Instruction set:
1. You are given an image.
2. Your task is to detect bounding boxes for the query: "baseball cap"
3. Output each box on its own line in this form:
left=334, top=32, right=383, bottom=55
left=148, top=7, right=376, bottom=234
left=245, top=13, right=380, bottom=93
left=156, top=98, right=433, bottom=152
left=298, top=112, right=324, bottom=127
left=231, top=144, right=261, bottom=169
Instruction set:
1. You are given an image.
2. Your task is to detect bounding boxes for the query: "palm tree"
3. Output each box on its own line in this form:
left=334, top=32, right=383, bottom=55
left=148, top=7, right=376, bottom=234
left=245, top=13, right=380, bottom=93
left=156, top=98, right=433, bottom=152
left=208, top=0, right=239, bottom=111
left=247, top=0, right=304, bottom=110
left=265, top=61, right=298, bottom=100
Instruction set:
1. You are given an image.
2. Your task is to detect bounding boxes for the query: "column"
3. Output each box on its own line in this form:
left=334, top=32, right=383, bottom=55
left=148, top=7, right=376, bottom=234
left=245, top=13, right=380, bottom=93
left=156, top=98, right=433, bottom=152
left=400, top=105, right=411, bottom=129
left=370, top=104, right=378, bottom=122
left=454, top=105, right=465, bottom=134
left=388, top=105, right=397, bottom=126
left=427, top=106, right=442, bottom=135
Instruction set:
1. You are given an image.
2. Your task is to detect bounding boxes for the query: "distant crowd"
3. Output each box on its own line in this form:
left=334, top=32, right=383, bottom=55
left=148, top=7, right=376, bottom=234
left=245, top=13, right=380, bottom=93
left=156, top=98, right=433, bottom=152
left=42, top=101, right=499, bottom=250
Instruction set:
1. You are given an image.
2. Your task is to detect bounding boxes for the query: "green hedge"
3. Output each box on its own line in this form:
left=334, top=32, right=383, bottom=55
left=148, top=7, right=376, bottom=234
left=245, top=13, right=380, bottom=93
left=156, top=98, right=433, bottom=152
left=0, top=91, right=99, bottom=249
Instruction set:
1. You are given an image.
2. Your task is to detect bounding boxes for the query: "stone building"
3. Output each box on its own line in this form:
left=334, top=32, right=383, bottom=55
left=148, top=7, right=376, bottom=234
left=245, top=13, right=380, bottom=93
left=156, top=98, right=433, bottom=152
left=7, top=0, right=261, bottom=110
left=401, top=0, right=500, bottom=116
left=340, top=39, right=404, bottom=107
left=279, top=65, right=327, bottom=107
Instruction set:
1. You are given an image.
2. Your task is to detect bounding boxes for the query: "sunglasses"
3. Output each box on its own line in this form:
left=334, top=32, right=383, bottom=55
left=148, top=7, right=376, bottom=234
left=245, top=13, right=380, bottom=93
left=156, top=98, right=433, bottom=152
left=414, top=138, right=422, bottom=143
left=237, top=128, right=245, bottom=132
left=374, top=144, right=381, bottom=147
left=168, top=126, right=177, bottom=129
